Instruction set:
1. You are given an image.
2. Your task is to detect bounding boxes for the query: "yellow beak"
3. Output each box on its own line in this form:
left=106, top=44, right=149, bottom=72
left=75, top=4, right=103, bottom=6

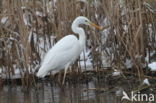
left=89, top=22, right=103, bottom=30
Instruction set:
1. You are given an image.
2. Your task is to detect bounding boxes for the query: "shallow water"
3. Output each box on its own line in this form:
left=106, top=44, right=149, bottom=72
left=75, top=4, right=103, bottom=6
left=0, top=81, right=122, bottom=103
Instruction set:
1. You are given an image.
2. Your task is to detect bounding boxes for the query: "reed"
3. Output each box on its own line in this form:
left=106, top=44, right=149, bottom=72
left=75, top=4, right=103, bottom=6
left=0, top=0, right=155, bottom=86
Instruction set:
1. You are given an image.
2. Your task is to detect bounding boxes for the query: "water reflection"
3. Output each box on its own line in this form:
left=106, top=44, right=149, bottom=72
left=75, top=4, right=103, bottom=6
left=0, top=81, right=122, bottom=103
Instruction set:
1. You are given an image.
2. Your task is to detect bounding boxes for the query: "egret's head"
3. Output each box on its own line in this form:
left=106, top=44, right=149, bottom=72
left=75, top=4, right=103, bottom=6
left=72, top=16, right=102, bottom=30
left=74, top=16, right=90, bottom=25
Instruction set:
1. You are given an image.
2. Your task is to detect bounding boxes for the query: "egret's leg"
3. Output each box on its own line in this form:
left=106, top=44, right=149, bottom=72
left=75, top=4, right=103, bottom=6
left=62, top=64, right=70, bottom=85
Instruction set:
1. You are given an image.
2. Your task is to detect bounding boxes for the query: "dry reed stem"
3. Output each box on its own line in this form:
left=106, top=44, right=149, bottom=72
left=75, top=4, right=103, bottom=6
left=0, top=0, right=155, bottom=86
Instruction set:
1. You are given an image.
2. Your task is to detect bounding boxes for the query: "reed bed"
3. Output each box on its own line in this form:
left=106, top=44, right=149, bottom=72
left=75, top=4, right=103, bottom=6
left=0, top=0, right=156, bottom=86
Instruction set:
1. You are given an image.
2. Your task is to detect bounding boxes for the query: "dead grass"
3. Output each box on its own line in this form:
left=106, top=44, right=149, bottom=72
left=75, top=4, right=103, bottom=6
left=0, top=0, right=156, bottom=86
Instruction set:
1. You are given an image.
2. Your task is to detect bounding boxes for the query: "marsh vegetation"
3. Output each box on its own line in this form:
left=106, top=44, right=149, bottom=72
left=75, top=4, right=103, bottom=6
left=0, top=0, right=156, bottom=103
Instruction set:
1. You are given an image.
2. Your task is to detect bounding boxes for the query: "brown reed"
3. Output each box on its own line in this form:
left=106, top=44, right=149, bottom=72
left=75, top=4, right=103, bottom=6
left=0, top=0, right=155, bottom=86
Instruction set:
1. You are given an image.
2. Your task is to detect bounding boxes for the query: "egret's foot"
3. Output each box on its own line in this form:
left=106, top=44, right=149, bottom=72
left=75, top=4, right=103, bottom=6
left=62, top=77, right=65, bottom=85
left=57, top=73, right=62, bottom=85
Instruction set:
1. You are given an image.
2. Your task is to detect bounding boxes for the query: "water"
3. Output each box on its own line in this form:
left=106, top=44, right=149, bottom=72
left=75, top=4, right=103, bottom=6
left=0, top=81, right=122, bottom=103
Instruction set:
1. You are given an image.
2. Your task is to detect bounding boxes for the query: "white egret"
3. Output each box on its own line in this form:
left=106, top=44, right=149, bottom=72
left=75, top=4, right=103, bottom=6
left=36, top=16, right=102, bottom=84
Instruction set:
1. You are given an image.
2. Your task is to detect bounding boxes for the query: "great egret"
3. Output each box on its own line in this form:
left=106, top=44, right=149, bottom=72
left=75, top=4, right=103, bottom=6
left=36, top=16, right=102, bottom=84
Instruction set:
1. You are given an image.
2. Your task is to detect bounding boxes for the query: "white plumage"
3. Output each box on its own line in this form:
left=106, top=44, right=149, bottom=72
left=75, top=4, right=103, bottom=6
left=37, top=35, right=81, bottom=77
left=36, top=16, right=102, bottom=84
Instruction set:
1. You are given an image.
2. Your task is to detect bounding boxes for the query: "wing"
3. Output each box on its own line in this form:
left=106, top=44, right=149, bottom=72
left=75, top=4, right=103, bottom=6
left=41, top=35, right=81, bottom=70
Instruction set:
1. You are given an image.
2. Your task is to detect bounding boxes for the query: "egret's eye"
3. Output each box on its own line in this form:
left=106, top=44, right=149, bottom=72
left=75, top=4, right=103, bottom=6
left=85, top=20, right=88, bottom=23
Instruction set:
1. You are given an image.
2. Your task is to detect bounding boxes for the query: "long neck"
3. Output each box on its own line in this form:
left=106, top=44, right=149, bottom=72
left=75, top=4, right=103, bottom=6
left=72, top=24, right=86, bottom=51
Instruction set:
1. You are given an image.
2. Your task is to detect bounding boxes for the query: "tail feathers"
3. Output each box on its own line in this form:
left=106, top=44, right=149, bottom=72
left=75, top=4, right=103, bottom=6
left=36, top=67, right=47, bottom=78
